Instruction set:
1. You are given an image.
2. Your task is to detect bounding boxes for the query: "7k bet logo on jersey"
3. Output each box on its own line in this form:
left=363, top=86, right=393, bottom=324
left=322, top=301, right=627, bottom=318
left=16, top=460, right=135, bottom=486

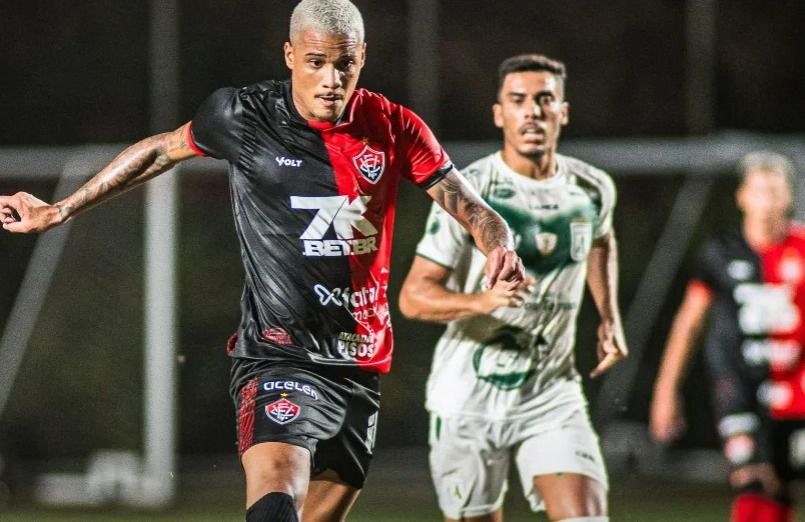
left=291, top=195, right=379, bottom=257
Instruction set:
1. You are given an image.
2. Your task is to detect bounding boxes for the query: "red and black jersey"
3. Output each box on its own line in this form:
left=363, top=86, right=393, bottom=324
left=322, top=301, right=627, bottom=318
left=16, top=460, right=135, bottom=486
left=693, top=224, right=805, bottom=419
left=190, top=80, right=451, bottom=373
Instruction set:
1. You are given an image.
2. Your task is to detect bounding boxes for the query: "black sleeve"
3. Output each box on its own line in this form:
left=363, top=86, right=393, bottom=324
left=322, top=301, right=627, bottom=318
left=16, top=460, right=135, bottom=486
left=189, top=87, right=245, bottom=163
left=691, top=239, right=719, bottom=289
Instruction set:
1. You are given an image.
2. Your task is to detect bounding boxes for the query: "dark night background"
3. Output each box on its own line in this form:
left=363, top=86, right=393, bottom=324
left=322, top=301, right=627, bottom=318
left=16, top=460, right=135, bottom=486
left=0, top=0, right=803, bottom=472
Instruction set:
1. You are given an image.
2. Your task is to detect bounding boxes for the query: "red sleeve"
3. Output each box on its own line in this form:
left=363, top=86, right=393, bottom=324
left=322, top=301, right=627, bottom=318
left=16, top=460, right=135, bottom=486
left=687, top=279, right=713, bottom=299
left=399, top=106, right=452, bottom=189
left=186, top=123, right=207, bottom=157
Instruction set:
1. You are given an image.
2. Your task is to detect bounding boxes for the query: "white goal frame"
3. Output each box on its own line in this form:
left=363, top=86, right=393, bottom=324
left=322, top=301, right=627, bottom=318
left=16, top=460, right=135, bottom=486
left=1, top=133, right=803, bottom=501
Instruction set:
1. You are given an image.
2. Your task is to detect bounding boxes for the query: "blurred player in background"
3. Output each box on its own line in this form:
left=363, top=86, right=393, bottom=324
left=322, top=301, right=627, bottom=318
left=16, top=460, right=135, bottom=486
left=651, top=152, right=805, bottom=522
left=0, top=1, right=525, bottom=520
left=400, top=54, right=627, bottom=522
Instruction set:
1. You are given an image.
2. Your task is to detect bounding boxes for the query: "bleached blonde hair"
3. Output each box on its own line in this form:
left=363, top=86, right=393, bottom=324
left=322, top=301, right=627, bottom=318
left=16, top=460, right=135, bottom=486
left=290, top=0, right=365, bottom=43
left=738, top=150, right=797, bottom=188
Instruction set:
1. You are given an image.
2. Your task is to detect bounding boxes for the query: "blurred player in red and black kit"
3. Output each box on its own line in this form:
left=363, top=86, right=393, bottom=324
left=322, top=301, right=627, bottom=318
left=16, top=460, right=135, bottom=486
left=651, top=151, right=805, bottom=522
left=0, top=1, right=524, bottom=520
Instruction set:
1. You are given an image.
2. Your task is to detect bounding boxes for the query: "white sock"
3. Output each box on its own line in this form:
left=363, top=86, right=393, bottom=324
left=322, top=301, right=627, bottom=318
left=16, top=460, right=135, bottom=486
left=557, top=517, right=609, bottom=522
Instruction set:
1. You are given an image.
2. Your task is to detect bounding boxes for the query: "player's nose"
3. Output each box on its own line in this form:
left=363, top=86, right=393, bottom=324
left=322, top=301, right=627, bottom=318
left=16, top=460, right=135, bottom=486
left=527, top=99, right=543, bottom=118
left=322, top=64, right=343, bottom=89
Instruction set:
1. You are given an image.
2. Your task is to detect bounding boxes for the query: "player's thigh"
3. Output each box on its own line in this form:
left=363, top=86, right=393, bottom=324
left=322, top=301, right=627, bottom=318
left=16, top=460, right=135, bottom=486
left=241, top=441, right=311, bottom=508
left=429, top=415, right=510, bottom=520
left=515, top=409, right=608, bottom=517
left=301, top=469, right=361, bottom=522
left=532, top=473, right=607, bottom=520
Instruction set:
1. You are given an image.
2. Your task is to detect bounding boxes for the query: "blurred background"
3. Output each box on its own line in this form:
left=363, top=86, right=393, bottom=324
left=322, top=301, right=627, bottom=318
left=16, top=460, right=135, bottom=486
left=1, top=0, right=804, bottom=520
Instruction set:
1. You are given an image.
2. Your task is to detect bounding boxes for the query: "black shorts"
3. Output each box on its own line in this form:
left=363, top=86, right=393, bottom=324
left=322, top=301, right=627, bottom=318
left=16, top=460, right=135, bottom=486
left=719, top=411, right=805, bottom=481
left=769, top=419, right=805, bottom=481
left=711, top=369, right=805, bottom=480
left=230, top=357, right=380, bottom=489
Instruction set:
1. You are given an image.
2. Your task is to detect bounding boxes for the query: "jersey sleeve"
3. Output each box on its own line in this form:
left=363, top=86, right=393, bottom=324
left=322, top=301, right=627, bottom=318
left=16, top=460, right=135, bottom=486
left=399, top=106, right=453, bottom=189
left=690, top=239, right=719, bottom=291
left=415, top=200, right=471, bottom=270
left=189, top=87, right=245, bottom=163
left=594, top=171, right=617, bottom=238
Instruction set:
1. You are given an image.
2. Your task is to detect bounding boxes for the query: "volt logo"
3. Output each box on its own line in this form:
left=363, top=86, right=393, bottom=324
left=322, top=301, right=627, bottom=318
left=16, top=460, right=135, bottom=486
left=276, top=156, right=303, bottom=167
left=291, top=195, right=379, bottom=257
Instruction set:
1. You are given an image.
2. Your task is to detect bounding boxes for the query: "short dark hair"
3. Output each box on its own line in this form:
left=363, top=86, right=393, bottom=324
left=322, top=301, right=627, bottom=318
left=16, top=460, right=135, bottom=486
left=497, top=54, right=567, bottom=99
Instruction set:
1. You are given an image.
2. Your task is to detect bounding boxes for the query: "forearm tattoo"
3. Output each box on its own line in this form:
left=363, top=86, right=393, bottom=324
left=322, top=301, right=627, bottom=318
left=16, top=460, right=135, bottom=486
left=431, top=173, right=511, bottom=254
left=57, top=134, right=176, bottom=220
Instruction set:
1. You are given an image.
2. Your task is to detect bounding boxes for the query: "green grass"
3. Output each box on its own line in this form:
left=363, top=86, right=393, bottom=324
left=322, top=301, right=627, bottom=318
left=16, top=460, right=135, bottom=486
left=0, top=477, right=735, bottom=521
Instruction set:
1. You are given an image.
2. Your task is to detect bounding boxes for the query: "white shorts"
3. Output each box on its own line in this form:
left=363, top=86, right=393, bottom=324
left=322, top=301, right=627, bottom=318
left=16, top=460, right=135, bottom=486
left=428, top=408, right=608, bottom=518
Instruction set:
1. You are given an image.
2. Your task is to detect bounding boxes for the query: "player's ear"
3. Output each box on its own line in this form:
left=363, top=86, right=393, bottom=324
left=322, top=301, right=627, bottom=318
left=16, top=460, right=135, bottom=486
left=735, top=183, right=747, bottom=212
left=493, top=102, right=503, bottom=129
left=561, top=101, right=570, bottom=126
left=284, top=41, right=295, bottom=70
left=359, top=42, right=367, bottom=68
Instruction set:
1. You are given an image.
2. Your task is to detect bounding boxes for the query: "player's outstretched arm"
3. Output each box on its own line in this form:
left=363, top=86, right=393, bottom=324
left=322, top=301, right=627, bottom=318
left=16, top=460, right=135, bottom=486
left=586, top=232, right=629, bottom=378
left=649, top=282, right=712, bottom=444
left=0, top=123, right=197, bottom=234
left=425, top=168, right=524, bottom=286
left=399, top=256, right=532, bottom=323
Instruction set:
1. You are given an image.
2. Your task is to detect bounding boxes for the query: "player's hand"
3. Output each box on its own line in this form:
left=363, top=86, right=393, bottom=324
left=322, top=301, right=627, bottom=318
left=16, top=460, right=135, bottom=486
left=0, top=192, right=63, bottom=233
left=649, top=387, right=687, bottom=444
left=476, top=276, right=536, bottom=314
left=590, top=319, right=628, bottom=378
left=483, top=246, right=525, bottom=288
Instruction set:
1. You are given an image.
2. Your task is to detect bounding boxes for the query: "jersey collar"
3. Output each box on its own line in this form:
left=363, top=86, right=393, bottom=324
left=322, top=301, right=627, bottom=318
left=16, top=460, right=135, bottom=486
left=493, top=151, right=567, bottom=188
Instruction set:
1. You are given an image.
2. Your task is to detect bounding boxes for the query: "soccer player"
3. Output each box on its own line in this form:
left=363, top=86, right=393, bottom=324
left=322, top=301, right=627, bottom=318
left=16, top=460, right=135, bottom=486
left=399, top=54, right=627, bottom=522
left=650, top=152, right=805, bottom=522
left=0, top=1, right=525, bottom=521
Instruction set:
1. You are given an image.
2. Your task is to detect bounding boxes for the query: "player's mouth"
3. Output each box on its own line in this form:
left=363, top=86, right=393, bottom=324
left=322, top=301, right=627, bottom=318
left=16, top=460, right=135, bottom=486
left=317, top=93, right=344, bottom=108
left=520, top=125, right=546, bottom=141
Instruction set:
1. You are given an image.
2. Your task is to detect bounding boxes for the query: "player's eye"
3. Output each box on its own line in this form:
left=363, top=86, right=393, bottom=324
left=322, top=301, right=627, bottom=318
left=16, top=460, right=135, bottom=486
left=337, top=60, right=356, bottom=72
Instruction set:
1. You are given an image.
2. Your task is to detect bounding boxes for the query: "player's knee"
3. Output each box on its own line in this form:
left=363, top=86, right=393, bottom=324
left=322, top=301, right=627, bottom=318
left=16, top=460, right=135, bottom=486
left=730, top=466, right=781, bottom=498
left=246, top=492, right=299, bottom=522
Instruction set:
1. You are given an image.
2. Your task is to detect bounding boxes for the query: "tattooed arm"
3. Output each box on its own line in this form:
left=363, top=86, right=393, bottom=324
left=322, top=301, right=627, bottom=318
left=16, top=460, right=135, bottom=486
left=425, top=168, right=524, bottom=285
left=1, top=123, right=197, bottom=233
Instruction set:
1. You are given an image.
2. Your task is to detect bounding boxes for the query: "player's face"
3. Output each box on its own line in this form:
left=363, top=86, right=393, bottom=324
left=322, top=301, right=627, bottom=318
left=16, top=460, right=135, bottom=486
left=737, top=168, right=793, bottom=222
left=285, top=29, right=366, bottom=122
left=493, top=71, right=568, bottom=158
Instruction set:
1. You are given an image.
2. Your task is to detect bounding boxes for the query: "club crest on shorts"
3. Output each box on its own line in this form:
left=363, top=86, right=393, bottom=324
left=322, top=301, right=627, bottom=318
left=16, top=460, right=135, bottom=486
left=353, top=144, right=385, bottom=184
left=265, top=397, right=301, bottom=425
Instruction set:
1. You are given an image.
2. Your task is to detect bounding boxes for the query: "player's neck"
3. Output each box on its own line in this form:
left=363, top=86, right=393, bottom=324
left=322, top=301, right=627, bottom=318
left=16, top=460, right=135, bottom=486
left=501, top=148, right=557, bottom=180
left=743, top=216, right=789, bottom=249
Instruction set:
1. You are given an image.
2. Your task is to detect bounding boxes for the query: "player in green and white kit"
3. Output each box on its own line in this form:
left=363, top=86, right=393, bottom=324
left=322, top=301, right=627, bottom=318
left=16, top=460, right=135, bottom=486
left=400, top=54, right=628, bottom=522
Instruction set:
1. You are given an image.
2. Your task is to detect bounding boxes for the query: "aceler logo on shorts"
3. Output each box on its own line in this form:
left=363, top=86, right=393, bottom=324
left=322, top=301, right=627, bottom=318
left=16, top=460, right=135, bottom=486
left=265, top=397, right=301, bottom=425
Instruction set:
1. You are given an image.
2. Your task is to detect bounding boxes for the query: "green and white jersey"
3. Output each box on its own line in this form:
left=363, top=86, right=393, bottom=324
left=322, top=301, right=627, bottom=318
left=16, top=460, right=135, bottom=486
left=417, top=151, right=616, bottom=419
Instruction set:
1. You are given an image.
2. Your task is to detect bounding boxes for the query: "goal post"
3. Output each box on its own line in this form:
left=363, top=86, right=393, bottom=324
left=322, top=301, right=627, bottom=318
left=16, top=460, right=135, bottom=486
left=0, top=133, right=803, bottom=502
